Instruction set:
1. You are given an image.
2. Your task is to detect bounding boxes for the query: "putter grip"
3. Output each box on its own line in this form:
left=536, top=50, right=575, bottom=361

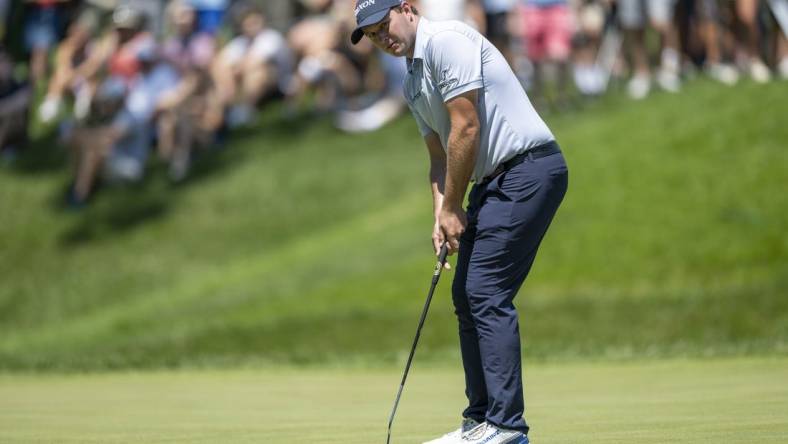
left=433, top=243, right=449, bottom=279
left=438, top=243, right=449, bottom=265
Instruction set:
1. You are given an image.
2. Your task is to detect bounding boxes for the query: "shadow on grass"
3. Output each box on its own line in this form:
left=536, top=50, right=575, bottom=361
left=0, top=103, right=353, bottom=249
left=50, top=109, right=335, bottom=247
left=6, top=131, right=68, bottom=175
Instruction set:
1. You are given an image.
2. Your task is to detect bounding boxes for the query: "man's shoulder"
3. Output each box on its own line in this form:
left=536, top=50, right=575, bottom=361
left=423, top=19, right=480, bottom=39
left=422, top=20, right=481, bottom=53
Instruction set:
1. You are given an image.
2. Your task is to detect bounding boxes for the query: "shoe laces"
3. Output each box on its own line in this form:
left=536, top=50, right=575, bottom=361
left=462, top=418, right=479, bottom=430
left=462, top=422, right=488, bottom=441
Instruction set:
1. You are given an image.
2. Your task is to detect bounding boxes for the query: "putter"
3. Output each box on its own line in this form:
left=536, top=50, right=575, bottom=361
left=386, top=242, right=450, bottom=444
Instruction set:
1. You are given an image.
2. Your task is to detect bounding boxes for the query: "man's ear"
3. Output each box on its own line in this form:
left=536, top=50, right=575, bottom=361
left=401, top=2, right=414, bottom=19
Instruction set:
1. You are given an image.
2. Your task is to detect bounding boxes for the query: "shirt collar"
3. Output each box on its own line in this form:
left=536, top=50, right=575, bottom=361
left=412, top=16, right=429, bottom=60
left=407, top=16, right=429, bottom=72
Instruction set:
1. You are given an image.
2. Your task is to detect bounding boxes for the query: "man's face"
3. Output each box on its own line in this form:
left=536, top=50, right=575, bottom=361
left=242, top=13, right=264, bottom=38
left=362, top=6, right=415, bottom=57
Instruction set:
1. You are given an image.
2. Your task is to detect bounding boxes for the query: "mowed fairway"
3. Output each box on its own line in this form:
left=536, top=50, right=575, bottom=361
left=1, top=357, right=786, bottom=443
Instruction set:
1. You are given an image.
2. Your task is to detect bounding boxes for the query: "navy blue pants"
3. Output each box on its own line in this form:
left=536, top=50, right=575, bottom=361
left=452, top=145, right=568, bottom=434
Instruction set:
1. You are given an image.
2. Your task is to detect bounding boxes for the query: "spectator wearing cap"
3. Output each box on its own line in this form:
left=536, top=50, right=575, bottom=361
left=107, top=5, right=157, bottom=85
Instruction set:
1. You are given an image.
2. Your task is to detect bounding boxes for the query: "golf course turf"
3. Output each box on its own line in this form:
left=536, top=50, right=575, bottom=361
left=1, top=75, right=786, bottom=443
left=1, top=357, right=786, bottom=443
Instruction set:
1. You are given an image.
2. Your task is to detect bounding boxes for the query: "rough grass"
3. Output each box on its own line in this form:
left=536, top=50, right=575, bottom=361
left=0, top=79, right=786, bottom=370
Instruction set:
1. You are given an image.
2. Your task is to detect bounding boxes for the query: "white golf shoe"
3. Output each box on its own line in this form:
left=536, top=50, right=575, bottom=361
left=627, top=74, right=651, bottom=100
left=423, top=418, right=480, bottom=444
left=461, top=422, right=528, bottom=444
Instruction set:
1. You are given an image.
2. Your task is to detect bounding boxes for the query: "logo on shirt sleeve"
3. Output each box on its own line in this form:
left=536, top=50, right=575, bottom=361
left=438, top=70, right=459, bottom=93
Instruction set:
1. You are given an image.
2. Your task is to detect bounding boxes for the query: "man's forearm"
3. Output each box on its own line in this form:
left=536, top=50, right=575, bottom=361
left=430, top=162, right=446, bottom=220
left=424, top=132, right=448, bottom=220
left=443, top=123, right=478, bottom=211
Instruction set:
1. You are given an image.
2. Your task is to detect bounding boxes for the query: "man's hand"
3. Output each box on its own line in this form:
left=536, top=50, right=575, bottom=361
left=432, top=220, right=452, bottom=269
left=438, top=205, right=467, bottom=255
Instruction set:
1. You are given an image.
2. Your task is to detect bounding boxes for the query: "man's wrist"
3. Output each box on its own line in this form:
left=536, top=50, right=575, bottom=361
left=441, top=200, right=463, bottom=213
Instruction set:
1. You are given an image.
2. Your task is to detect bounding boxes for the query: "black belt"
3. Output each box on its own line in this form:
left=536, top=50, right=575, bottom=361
left=482, top=140, right=561, bottom=183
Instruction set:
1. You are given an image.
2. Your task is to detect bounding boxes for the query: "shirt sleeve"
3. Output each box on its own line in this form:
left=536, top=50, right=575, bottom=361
left=426, top=31, right=484, bottom=102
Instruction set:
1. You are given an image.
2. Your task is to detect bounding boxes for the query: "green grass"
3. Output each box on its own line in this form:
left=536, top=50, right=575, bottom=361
left=1, top=357, right=787, bottom=443
left=1, top=79, right=787, bottom=370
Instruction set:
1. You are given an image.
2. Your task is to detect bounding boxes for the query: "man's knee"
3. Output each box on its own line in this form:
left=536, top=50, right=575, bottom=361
left=452, top=277, right=476, bottom=328
left=465, top=279, right=517, bottom=324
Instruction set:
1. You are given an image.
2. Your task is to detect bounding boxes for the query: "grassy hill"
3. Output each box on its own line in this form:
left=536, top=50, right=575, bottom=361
left=0, top=79, right=786, bottom=370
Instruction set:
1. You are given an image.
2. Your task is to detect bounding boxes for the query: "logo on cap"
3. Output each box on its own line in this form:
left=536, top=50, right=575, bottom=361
left=355, top=0, right=376, bottom=16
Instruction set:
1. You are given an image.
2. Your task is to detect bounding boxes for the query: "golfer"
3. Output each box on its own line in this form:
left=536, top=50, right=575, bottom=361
left=351, top=2, right=568, bottom=443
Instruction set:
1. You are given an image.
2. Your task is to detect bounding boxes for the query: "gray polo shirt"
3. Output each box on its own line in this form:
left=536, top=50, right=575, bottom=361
left=404, top=17, right=554, bottom=182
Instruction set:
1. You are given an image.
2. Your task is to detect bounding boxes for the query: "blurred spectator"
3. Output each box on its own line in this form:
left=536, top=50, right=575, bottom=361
left=158, top=0, right=219, bottom=180
left=287, top=0, right=406, bottom=132
left=63, top=76, right=125, bottom=206
left=187, top=0, right=228, bottom=35
left=693, top=0, right=740, bottom=85
left=0, top=48, right=31, bottom=161
left=124, top=0, right=168, bottom=39
left=417, top=0, right=466, bottom=21
left=213, top=3, right=291, bottom=127
left=482, top=0, right=518, bottom=64
left=106, top=5, right=157, bottom=84
left=50, top=3, right=157, bottom=121
left=5, top=0, right=781, bottom=208
left=38, top=9, right=101, bottom=123
left=23, top=0, right=72, bottom=86
left=777, top=0, right=788, bottom=78
left=520, top=0, right=575, bottom=109
left=0, top=0, right=11, bottom=40
left=734, top=0, right=772, bottom=82
left=64, top=11, right=179, bottom=206
left=571, top=0, right=614, bottom=96
left=334, top=50, right=406, bottom=133
left=415, top=0, right=486, bottom=25
left=619, top=0, right=682, bottom=99
left=286, top=0, right=365, bottom=113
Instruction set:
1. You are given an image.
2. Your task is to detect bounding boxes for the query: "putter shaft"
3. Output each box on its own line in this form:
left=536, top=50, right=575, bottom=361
left=386, top=243, right=450, bottom=444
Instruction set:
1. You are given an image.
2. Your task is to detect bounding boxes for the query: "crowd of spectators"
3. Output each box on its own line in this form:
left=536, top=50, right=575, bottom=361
left=0, top=0, right=785, bottom=207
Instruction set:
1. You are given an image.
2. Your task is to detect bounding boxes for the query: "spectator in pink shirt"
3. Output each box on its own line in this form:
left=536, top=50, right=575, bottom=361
left=519, top=0, right=574, bottom=109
